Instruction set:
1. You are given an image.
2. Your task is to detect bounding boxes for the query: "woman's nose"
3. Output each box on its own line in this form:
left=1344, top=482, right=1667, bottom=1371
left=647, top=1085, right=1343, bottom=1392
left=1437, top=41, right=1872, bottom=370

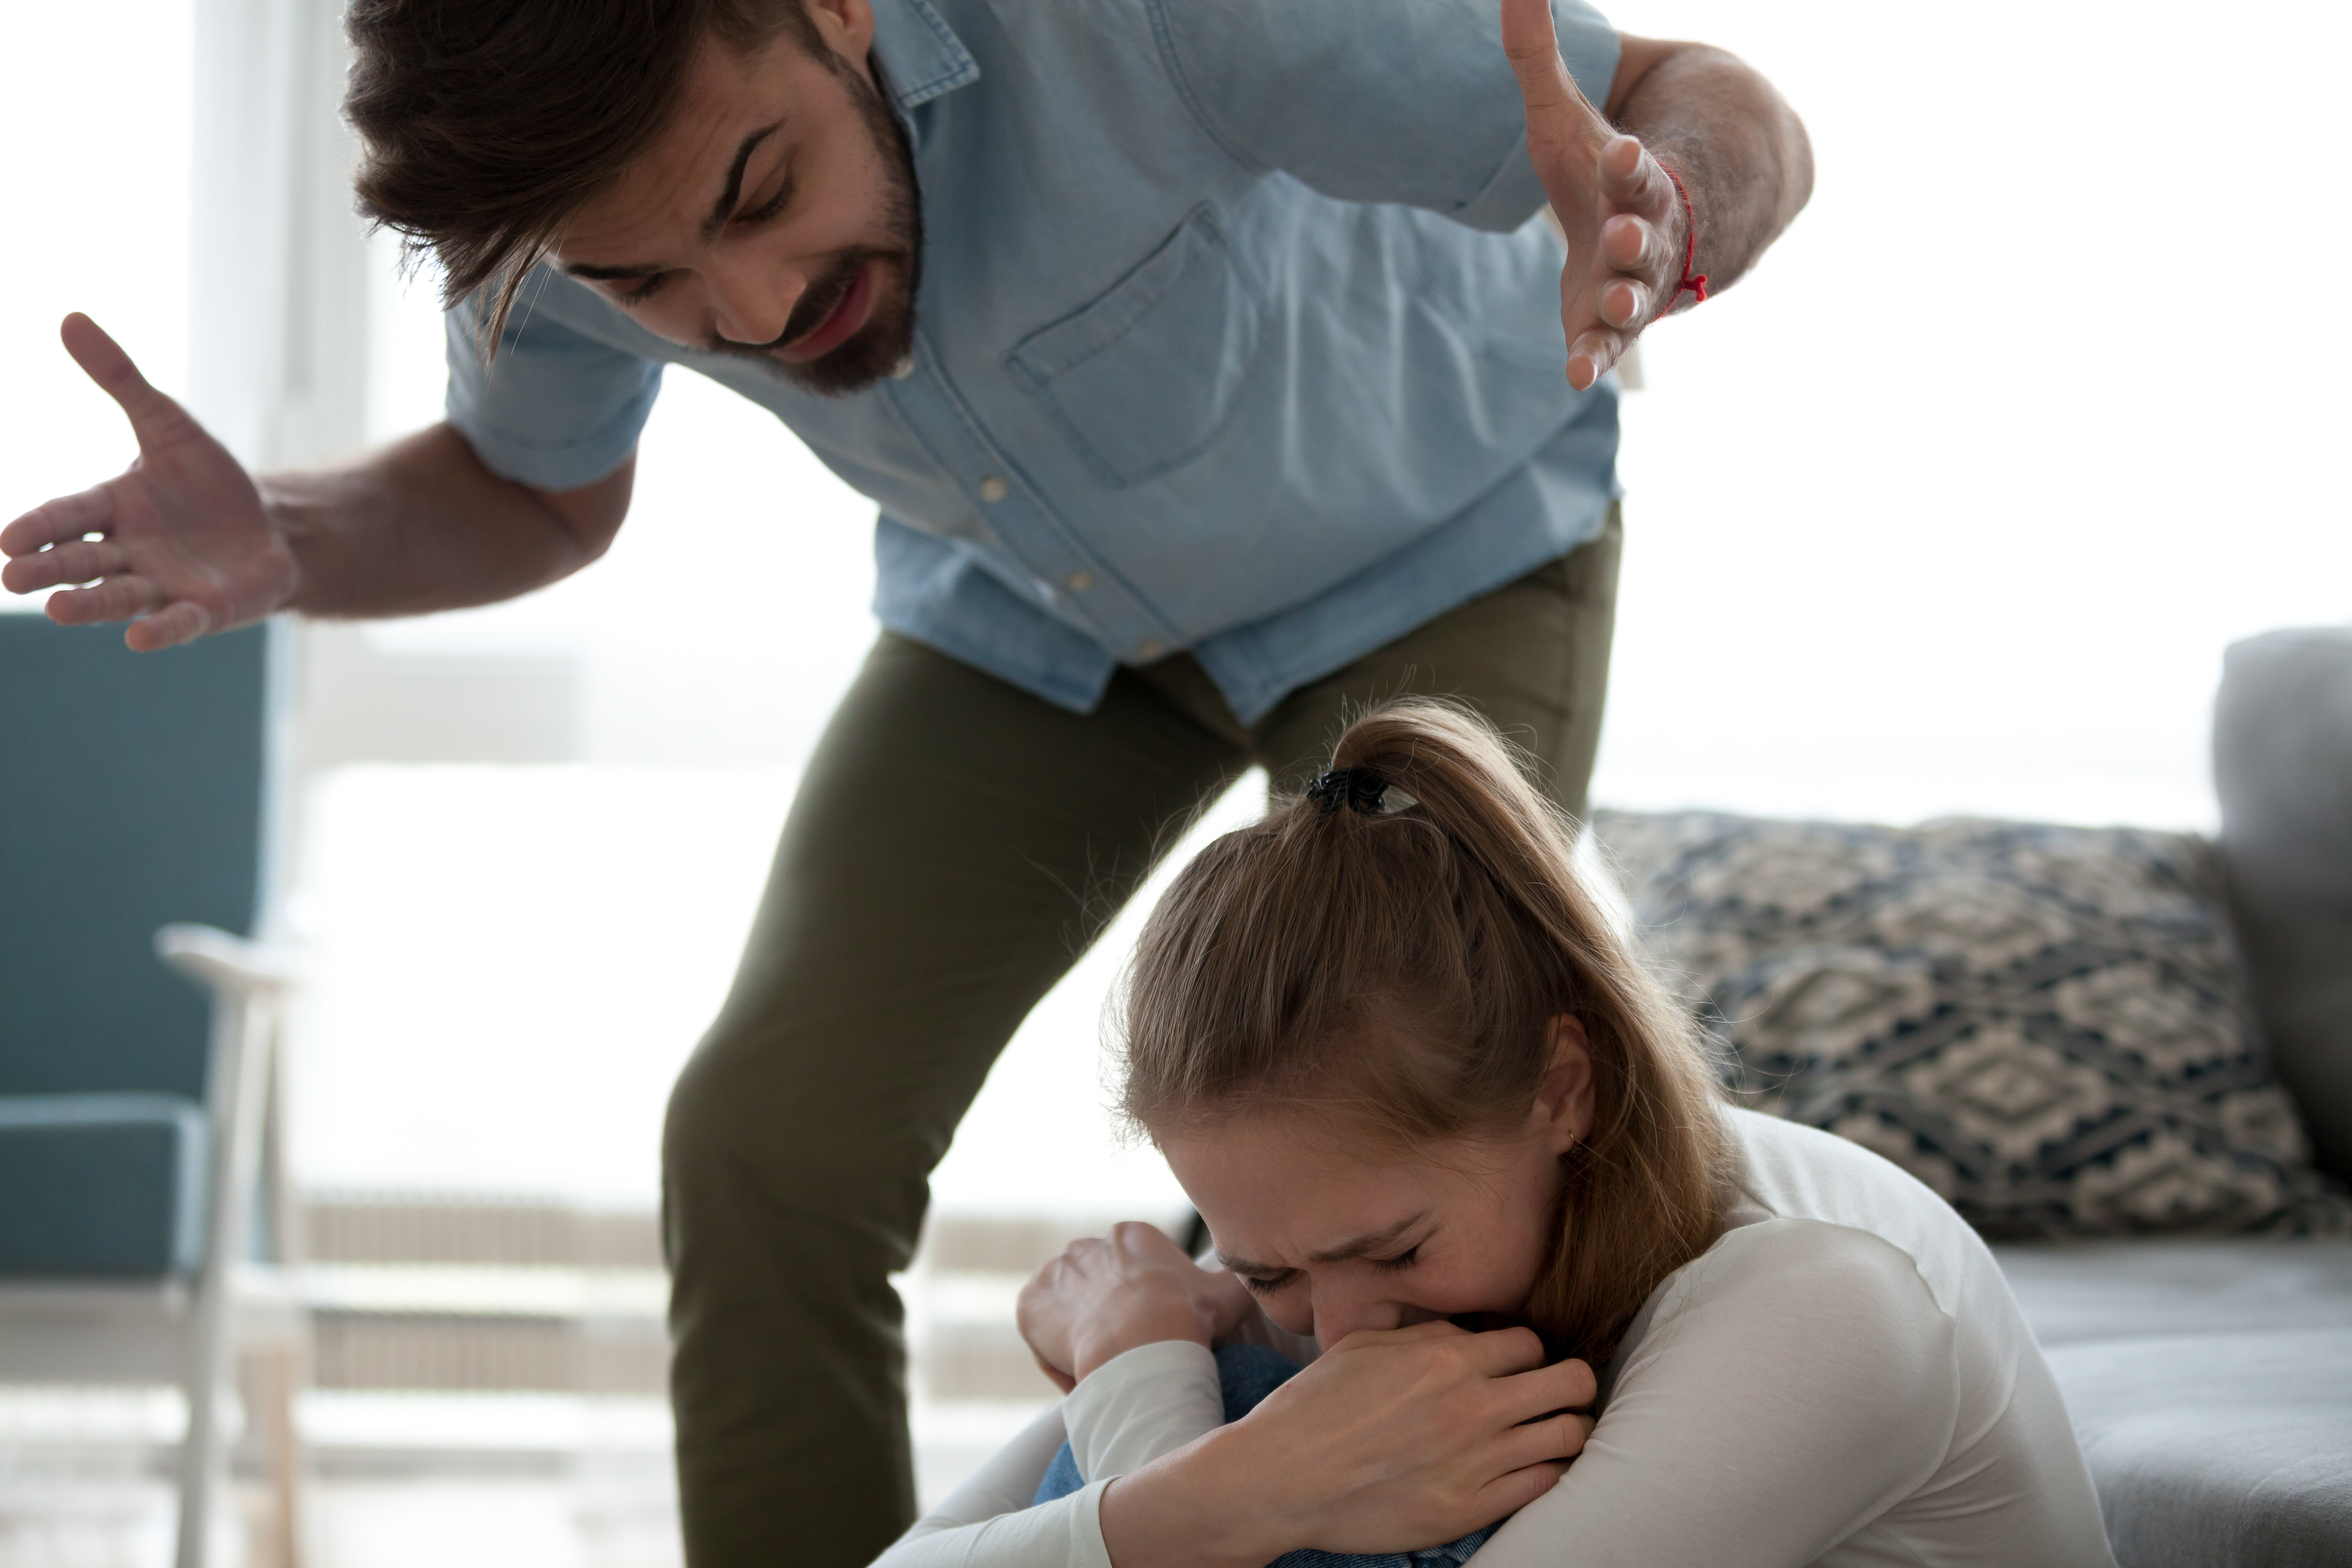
left=1309, top=1284, right=1407, bottom=1349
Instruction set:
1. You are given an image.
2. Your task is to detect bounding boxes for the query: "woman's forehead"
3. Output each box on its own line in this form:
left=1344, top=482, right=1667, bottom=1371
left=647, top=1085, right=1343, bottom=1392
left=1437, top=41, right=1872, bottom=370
left=1163, top=1117, right=1455, bottom=1255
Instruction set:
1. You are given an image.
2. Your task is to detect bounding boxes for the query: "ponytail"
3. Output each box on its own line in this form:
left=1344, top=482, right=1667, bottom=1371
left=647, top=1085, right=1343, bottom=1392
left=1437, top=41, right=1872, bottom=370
left=1117, top=699, right=1729, bottom=1364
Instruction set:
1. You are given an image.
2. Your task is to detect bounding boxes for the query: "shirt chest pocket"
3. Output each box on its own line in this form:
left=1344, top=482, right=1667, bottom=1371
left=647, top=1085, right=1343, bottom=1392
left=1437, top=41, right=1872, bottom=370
left=1005, top=205, right=1264, bottom=490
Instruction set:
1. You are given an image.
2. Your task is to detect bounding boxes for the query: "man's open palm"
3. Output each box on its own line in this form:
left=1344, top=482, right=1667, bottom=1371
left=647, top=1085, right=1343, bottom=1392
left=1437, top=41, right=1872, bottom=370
left=1, top=314, right=296, bottom=650
left=1503, top=0, right=1692, bottom=390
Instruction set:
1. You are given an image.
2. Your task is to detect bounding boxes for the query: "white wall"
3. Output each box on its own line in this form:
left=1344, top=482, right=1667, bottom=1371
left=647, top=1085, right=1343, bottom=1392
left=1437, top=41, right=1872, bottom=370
left=0, top=1, right=195, bottom=565
left=1594, top=0, right=2352, bottom=829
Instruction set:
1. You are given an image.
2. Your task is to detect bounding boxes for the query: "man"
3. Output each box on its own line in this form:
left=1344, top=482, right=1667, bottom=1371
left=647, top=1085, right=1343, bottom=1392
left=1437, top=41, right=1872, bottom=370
left=3, top=1, right=1808, bottom=1560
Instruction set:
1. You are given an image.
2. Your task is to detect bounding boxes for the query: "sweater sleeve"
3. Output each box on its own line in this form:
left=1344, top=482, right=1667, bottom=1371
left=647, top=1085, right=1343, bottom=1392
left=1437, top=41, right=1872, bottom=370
left=867, top=1342, right=1226, bottom=1568
left=867, top=1404, right=1111, bottom=1568
left=1062, top=1340, right=1226, bottom=1483
left=1467, top=1219, right=1960, bottom=1568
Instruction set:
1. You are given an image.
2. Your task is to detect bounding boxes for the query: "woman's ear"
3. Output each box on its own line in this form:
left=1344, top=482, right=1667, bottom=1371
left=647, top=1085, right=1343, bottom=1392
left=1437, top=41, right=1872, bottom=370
left=1534, top=1016, right=1596, bottom=1155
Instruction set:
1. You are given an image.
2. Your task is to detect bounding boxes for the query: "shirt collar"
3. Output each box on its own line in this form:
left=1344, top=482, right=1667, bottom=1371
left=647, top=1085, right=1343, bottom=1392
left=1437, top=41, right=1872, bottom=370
left=869, top=0, right=980, bottom=112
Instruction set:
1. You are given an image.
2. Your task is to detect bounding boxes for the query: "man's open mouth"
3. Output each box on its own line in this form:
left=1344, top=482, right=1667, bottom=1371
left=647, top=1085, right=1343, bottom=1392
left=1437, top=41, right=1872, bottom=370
left=772, top=258, right=879, bottom=364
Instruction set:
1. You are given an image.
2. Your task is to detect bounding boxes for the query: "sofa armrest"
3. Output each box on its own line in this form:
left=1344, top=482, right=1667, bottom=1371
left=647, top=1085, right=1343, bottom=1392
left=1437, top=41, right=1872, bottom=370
left=2215, top=626, right=2352, bottom=1182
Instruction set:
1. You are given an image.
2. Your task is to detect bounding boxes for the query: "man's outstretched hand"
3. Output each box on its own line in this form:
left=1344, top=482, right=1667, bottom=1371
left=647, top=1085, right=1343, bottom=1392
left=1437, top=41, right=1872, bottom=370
left=1503, top=0, right=1692, bottom=391
left=2, top=314, right=297, bottom=650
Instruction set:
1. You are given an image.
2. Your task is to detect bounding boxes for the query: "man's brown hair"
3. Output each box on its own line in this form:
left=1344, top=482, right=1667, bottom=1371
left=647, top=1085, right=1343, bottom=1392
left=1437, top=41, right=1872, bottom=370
left=344, top=0, right=823, bottom=344
left=1117, top=700, right=1732, bottom=1366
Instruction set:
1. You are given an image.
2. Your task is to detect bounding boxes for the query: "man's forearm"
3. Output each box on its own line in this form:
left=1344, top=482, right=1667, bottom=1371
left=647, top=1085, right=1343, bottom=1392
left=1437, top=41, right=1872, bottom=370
left=1609, top=45, right=1813, bottom=297
left=264, top=422, right=631, bottom=619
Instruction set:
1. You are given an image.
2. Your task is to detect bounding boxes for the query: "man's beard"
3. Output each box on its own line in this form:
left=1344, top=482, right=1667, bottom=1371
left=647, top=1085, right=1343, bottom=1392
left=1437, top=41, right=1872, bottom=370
left=706, top=49, right=924, bottom=396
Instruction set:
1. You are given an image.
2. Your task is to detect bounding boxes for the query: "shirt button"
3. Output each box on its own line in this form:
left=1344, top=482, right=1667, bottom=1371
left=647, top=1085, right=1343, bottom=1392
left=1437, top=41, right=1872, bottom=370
left=891, top=357, right=914, bottom=379
left=977, top=475, right=1009, bottom=503
left=1064, top=571, right=1094, bottom=593
left=1135, top=640, right=1168, bottom=662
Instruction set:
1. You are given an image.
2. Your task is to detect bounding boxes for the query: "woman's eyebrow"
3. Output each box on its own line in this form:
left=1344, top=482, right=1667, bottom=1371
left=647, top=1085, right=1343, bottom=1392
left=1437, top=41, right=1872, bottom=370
left=1217, top=1212, right=1430, bottom=1274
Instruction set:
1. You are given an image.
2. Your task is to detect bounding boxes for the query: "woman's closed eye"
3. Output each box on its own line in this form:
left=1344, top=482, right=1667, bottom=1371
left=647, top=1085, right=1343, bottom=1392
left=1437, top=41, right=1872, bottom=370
left=1238, top=1269, right=1297, bottom=1296
left=1370, top=1245, right=1421, bottom=1275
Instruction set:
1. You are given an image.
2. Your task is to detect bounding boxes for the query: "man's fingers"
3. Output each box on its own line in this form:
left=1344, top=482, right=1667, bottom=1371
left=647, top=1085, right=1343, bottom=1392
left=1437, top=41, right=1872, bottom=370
left=124, top=599, right=214, bottom=652
left=1601, top=211, right=1658, bottom=274
left=1500, top=0, right=1589, bottom=150
left=1597, top=134, right=1665, bottom=210
left=59, top=313, right=194, bottom=450
left=0, top=536, right=130, bottom=595
left=1599, top=278, right=1652, bottom=329
left=3, top=485, right=117, bottom=559
left=44, top=574, right=166, bottom=628
left=1567, top=328, right=1625, bottom=391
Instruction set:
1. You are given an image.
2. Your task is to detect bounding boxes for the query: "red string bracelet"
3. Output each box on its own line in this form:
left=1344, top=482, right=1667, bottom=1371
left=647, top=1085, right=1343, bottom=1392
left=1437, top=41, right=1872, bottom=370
left=1658, top=162, right=1709, bottom=308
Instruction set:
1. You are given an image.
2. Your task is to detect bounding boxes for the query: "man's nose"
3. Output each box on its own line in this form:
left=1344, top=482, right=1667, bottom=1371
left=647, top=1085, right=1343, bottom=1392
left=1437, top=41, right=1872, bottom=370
left=709, top=261, right=802, bottom=346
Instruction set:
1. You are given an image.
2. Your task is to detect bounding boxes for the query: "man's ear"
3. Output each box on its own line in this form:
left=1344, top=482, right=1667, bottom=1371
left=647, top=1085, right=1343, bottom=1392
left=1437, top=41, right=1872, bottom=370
left=1534, top=1016, right=1596, bottom=1155
left=805, top=0, right=876, bottom=65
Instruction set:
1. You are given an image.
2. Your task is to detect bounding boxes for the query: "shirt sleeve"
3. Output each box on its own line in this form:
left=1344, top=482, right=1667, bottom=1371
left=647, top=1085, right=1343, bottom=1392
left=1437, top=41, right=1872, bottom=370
left=1145, top=0, right=1620, bottom=232
left=1466, top=1219, right=1960, bottom=1568
left=441, top=284, right=664, bottom=492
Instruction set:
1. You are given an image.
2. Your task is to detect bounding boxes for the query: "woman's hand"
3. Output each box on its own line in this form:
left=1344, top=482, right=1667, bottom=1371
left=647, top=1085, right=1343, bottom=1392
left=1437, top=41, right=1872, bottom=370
left=1017, top=1222, right=1257, bottom=1392
left=1101, top=1321, right=1596, bottom=1568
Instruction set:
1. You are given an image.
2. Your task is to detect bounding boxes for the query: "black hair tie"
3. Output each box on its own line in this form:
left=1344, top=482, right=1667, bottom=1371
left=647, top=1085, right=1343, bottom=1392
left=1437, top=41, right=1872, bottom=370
left=1306, top=766, right=1395, bottom=816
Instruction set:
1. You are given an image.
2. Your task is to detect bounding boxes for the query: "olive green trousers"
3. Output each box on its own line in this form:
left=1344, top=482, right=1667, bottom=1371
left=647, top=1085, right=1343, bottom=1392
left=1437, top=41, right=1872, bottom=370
left=662, top=511, right=1620, bottom=1568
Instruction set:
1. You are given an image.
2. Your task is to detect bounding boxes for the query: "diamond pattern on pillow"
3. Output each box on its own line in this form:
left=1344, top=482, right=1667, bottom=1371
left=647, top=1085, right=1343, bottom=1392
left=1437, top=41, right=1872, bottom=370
left=1591, top=811, right=2352, bottom=1239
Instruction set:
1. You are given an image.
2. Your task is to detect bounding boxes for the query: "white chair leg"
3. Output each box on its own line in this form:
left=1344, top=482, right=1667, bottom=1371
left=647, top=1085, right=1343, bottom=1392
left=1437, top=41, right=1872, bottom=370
left=250, top=1344, right=305, bottom=1568
left=162, top=928, right=286, bottom=1568
left=176, top=1339, right=225, bottom=1568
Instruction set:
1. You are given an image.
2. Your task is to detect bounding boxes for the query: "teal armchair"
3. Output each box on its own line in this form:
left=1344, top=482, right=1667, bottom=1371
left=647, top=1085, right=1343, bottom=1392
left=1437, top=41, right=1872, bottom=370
left=0, top=614, right=303, bottom=1568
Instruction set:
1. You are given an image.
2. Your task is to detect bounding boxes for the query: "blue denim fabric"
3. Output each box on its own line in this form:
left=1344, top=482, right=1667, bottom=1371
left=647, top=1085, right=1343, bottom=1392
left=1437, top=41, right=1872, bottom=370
left=445, top=0, right=1622, bottom=725
left=1032, top=1344, right=1498, bottom=1568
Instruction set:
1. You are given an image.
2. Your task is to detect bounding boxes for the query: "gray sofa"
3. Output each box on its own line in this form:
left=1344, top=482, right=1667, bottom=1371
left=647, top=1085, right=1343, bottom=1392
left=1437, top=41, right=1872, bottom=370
left=1994, top=627, right=2352, bottom=1568
left=1998, top=1239, right=2352, bottom=1568
left=1594, top=626, right=2352, bottom=1568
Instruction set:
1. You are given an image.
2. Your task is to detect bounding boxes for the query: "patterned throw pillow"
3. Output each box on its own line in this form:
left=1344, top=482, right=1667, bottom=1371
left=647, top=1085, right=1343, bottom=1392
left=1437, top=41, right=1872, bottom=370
left=1590, top=811, right=2352, bottom=1239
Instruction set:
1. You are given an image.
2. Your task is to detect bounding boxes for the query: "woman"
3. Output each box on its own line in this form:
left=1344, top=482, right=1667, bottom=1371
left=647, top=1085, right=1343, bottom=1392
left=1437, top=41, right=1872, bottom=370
left=874, top=702, right=2116, bottom=1568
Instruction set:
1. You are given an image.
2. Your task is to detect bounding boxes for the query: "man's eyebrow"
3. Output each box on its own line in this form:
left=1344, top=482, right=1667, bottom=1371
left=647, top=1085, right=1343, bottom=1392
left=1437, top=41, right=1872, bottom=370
left=703, top=119, right=785, bottom=240
left=560, top=119, right=787, bottom=281
left=564, top=260, right=663, bottom=282
left=1218, top=1212, right=1430, bottom=1276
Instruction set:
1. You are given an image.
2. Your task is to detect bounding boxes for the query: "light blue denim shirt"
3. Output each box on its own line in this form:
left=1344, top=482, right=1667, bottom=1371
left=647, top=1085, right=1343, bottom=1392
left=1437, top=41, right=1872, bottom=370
left=445, top=0, right=1622, bottom=723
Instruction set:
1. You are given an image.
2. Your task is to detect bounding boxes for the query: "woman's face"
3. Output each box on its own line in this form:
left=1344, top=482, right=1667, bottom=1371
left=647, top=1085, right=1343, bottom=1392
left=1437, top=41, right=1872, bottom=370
left=1159, top=1020, right=1594, bottom=1350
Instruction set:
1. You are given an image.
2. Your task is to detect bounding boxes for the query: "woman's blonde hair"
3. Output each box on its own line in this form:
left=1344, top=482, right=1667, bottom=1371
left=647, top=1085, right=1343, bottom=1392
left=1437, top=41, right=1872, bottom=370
left=1117, top=699, right=1730, bottom=1364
